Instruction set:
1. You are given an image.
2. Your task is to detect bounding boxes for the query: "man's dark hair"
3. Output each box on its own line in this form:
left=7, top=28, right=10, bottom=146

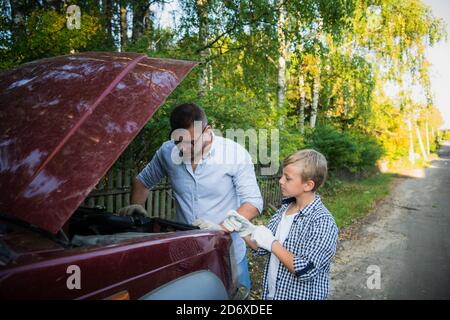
left=170, top=103, right=208, bottom=131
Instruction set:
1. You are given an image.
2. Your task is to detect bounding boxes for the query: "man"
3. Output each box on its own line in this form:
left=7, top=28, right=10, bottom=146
left=118, top=103, right=263, bottom=296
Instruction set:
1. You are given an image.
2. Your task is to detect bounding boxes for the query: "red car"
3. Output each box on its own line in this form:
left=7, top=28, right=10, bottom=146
left=0, top=52, right=239, bottom=300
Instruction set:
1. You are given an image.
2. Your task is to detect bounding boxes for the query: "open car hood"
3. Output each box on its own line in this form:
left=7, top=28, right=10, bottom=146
left=0, top=52, right=197, bottom=234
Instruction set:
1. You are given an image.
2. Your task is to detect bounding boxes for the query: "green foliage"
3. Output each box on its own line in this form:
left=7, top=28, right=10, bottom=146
left=0, top=8, right=101, bottom=69
left=278, top=127, right=306, bottom=161
left=303, top=125, right=383, bottom=173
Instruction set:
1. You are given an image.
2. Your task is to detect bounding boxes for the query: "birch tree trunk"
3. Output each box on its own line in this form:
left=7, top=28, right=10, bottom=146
left=310, top=59, right=321, bottom=128
left=406, top=116, right=415, bottom=164
left=415, top=120, right=429, bottom=161
left=197, top=0, right=210, bottom=97
left=276, top=0, right=287, bottom=110
left=144, top=6, right=153, bottom=50
left=120, top=3, right=128, bottom=52
left=298, top=72, right=306, bottom=133
left=425, top=114, right=430, bottom=155
left=208, top=60, right=213, bottom=90
left=310, top=19, right=323, bottom=128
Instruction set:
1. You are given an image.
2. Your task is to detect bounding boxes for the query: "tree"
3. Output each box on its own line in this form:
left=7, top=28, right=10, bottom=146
left=119, top=1, right=128, bottom=51
left=196, top=0, right=211, bottom=96
left=276, top=0, right=287, bottom=110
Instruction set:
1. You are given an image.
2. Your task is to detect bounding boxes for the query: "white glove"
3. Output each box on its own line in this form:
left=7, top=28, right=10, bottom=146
left=117, top=204, right=147, bottom=216
left=222, top=210, right=256, bottom=237
left=251, top=226, right=276, bottom=252
left=192, top=218, right=223, bottom=231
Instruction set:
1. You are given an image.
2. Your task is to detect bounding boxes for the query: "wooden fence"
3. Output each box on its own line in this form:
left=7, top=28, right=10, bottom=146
left=82, top=168, right=282, bottom=220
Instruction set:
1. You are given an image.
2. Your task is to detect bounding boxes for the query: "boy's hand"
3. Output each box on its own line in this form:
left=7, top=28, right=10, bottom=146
left=251, top=226, right=276, bottom=252
left=222, top=210, right=256, bottom=237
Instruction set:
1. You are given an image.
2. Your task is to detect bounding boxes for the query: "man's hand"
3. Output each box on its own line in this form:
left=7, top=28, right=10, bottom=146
left=222, top=210, right=256, bottom=237
left=117, top=204, right=147, bottom=217
left=192, top=218, right=224, bottom=231
left=251, top=226, right=276, bottom=252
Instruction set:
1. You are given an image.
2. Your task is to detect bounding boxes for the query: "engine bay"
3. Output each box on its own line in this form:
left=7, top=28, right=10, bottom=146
left=67, top=206, right=198, bottom=242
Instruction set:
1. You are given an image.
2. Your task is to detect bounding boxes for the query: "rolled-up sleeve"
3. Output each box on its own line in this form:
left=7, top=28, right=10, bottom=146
left=293, top=217, right=338, bottom=281
left=232, top=151, right=264, bottom=214
left=251, top=246, right=270, bottom=257
left=136, top=147, right=167, bottom=189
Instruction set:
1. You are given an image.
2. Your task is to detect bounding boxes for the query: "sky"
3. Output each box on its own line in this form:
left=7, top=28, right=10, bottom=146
left=426, top=0, right=450, bottom=129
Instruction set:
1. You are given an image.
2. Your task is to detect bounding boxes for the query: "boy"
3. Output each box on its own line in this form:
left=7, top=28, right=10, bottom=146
left=224, top=149, right=338, bottom=300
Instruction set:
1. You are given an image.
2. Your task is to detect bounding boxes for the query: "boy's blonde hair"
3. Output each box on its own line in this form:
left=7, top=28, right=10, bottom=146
left=282, top=149, right=327, bottom=192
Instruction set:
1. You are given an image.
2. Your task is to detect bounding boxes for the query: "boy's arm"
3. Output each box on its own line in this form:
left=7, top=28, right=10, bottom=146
left=243, top=235, right=259, bottom=251
left=271, top=241, right=295, bottom=273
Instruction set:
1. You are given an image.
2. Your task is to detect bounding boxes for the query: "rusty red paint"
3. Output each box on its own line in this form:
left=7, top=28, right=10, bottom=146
left=0, top=52, right=197, bottom=234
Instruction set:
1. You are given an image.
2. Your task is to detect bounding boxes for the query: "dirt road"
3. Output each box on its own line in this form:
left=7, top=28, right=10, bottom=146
left=329, top=141, right=450, bottom=300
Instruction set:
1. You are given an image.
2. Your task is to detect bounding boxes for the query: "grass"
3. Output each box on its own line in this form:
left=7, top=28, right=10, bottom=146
left=321, top=173, right=394, bottom=229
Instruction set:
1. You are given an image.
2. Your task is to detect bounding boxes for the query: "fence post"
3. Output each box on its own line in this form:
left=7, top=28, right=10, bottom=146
left=124, top=167, right=132, bottom=207
left=146, top=191, right=153, bottom=217
left=97, top=178, right=105, bottom=208
left=116, top=169, right=123, bottom=212
left=107, top=171, right=114, bottom=212
left=154, top=190, right=160, bottom=218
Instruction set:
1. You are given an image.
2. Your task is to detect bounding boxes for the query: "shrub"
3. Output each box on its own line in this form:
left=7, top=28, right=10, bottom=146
left=303, top=125, right=383, bottom=173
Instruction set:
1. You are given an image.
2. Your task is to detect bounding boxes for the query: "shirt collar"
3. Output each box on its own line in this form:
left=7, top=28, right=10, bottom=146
left=203, top=130, right=216, bottom=159
left=281, top=193, right=322, bottom=219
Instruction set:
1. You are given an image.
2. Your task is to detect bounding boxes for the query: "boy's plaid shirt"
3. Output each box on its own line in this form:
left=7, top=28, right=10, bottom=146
left=252, top=194, right=338, bottom=300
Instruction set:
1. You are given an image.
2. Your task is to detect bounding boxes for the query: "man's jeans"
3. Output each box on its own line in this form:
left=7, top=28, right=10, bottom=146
left=237, top=255, right=251, bottom=299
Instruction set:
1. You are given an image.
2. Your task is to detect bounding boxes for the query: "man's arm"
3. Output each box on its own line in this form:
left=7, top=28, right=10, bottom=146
left=231, top=148, right=264, bottom=221
left=118, top=146, right=167, bottom=215
left=236, top=202, right=259, bottom=220
left=131, top=178, right=150, bottom=206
